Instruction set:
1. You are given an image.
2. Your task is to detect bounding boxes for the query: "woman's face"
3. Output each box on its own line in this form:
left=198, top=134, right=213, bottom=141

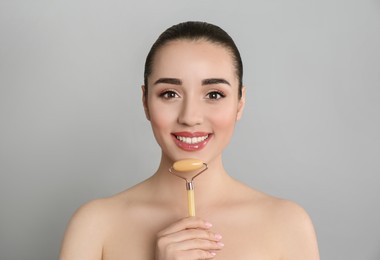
left=143, top=39, right=245, bottom=165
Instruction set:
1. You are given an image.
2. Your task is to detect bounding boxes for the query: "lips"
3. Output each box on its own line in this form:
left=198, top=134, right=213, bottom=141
left=172, top=132, right=212, bottom=151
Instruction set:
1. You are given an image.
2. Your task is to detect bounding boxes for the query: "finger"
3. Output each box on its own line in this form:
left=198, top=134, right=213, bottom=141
left=173, top=249, right=218, bottom=259
left=161, top=228, right=222, bottom=244
left=157, top=217, right=212, bottom=237
left=169, top=238, right=224, bottom=252
left=176, top=229, right=222, bottom=243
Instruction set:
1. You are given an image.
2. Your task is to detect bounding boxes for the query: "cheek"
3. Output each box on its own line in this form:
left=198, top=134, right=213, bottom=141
left=149, top=103, right=177, bottom=131
left=209, top=106, right=237, bottom=129
left=150, top=113, right=168, bottom=131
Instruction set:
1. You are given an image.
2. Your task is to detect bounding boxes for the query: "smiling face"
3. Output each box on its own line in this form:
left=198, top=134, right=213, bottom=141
left=143, top=39, right=245, bottom=166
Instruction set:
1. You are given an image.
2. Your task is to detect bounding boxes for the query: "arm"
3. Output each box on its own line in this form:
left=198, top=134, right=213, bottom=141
left=279, top=201, right=320, bottom=260
left=59, top=200, right=107, bottom=260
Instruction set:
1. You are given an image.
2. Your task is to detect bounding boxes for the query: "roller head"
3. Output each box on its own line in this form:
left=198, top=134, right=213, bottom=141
left=173, top=159, right=204, bottom=172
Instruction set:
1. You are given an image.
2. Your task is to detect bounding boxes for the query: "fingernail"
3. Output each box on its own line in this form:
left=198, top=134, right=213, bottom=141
left=214, top=233, right=222, bottom=240
left=210, top=252, right=217, bottom=256
left=205, top=222, right=213, bottom=228
left=217, top=242, right=224, bottom=247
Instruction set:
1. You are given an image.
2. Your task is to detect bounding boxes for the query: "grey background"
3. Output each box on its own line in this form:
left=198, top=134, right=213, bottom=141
left=1, top=0, right=379, bottom=259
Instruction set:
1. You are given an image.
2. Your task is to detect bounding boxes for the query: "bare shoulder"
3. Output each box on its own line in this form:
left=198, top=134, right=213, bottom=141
left=274, top=199, right=320, bottom=259
left=230, top=182, right=320, bottom=259
left=252, top=189, right=320, bottom=260
left=59, top=183, right=145, bottom=260
left=266, top=197, right=317, bottom=238
left=233, top=182, right=317, bottom=229
left=59, top=197, right=116, bottom=260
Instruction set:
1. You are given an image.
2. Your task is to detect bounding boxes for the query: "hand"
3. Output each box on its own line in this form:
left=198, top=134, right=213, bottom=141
left=155, top=217, right=224, bottom=260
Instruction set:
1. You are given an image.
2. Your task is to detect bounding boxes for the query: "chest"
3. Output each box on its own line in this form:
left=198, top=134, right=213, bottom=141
left=102, top=213, right=281, bottom=260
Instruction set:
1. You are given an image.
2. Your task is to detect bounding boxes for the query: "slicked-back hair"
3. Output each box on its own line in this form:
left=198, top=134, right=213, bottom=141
left=143, top=21, right=243, bottom=99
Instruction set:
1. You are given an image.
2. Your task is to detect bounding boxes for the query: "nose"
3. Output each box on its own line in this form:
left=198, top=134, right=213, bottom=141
left=177, top=97, right=203, bottom=126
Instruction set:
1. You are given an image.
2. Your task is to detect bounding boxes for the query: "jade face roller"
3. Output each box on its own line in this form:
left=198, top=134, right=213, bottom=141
left=169, top=159, right=208, bottom=216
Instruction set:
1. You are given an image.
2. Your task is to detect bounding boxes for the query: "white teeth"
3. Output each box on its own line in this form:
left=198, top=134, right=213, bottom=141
left=176, top=135, right=208, bottom=144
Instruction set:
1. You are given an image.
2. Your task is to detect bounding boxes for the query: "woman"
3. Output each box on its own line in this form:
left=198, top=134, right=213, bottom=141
left=60, top=21, right=320, bottom=259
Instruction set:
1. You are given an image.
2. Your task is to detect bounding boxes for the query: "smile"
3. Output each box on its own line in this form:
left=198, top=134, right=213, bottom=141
left=176, top=135, right=209, bottom=144
left=172, top=132, right=212, bottom=151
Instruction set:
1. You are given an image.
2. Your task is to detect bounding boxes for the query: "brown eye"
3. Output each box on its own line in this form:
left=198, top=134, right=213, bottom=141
left=159, top=90, right=179, bottom=99
left=206, top=91, right=225, bottom=100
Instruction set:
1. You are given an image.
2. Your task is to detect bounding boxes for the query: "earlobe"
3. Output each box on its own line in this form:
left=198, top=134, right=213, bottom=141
left=141, top=85, right=150, bottom=121
left=236, top=86, right=246, bottom=121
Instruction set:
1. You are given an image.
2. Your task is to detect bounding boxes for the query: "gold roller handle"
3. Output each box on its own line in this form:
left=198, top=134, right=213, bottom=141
left=187, top=189, right=196, bottom=217
left=170, top=159, right=208, bottom=217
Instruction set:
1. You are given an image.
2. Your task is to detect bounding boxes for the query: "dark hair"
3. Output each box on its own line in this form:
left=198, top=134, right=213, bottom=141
left=143, top=21, right=243, bottom=99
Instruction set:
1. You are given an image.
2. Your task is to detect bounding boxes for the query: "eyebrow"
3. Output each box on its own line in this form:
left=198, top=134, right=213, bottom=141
left=154, top=78, right=182, bottom=85
left=153, top=77, right=231, bottom=86
left=202, top=78, right=231, bottom=86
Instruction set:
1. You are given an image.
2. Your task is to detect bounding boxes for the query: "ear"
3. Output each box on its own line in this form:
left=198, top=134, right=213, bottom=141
left=141, top=85, right=150, bottom=121
left=236, top=86, right=246, bottom=121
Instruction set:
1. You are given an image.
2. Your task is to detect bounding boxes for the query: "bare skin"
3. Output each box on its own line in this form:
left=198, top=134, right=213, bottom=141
left=59, top=39, right=320, bottom=259
left=60, top=163, right=319, bottom=259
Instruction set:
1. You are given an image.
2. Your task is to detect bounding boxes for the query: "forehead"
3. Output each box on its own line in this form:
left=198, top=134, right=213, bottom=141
left=150, top=39, right=237, bottom=82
